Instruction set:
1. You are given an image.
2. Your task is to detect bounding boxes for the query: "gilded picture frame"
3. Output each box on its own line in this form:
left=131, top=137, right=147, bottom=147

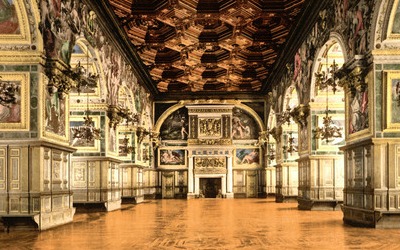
left=0, top=73, right=29, bottom=130
left=384, top=71, right=400, bottom=131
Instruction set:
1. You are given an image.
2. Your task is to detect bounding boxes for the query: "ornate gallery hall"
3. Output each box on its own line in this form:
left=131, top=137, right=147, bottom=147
left=2, top=198, right=400, bottom=249
left=1, top=0, right=400, bottom=248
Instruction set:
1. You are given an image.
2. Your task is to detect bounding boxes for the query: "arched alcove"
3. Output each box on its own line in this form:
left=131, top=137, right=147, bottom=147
left=297, top=39, right=346, bottom=211
left=274, top=86, right=299, bottom=203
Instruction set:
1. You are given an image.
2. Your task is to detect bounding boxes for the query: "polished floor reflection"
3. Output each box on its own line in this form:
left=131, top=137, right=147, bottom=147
left=2, top=198, right=400, bottom=249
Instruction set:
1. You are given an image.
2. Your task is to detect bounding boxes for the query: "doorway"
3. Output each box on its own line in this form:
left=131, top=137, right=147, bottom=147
left=200, top=178, right=222, bottom=198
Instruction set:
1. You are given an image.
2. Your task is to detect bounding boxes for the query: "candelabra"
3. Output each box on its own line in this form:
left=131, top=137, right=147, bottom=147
left=71, top=113, right=101, bottom=143
left=71, top=44, right=101, bottom=143
left=119, top=134, right=134, bottom=154
left=283, top=131, right=297, bottom=155
left=313, top=45, right=343, bottom=143
left=277, top=106, right=292, bottom=126
left=313, top=108, right=342, bottom=144
left=47, top=44, right=99, bottom=99
left=314, top=45, right=339, bottom=94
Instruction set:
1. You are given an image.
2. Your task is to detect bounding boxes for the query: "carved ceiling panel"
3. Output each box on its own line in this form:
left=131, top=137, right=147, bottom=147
left=108, top=0, right=305, bottom=95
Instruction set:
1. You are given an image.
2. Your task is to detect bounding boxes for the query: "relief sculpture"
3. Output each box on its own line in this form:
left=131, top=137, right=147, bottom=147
left=194, top=157, right=226, bottom=174
left=199, top=118, right=221, bottom=137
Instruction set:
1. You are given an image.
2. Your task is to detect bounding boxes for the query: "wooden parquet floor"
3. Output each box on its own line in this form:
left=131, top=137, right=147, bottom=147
left=1, top=198, right=400, bottom=249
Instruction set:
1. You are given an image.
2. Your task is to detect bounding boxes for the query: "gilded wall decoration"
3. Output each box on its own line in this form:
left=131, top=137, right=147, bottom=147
left=235, top=148, right=260, bottom=166
left=232, top=107, right=259, bottom=140
left=160, top=107, right=188, bottom=140
left=194, top=157, right=226, bottom=174
left=199, top=118, right=221, bottom=137
left=195, top=157, right=225, bottom=168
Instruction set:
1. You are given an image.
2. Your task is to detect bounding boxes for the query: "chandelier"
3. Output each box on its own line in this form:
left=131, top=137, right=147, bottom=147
left=313, top=45, right=342, bottom=143
left=71, top=114, right=101, bottom=142
left=119, top=134, right=134, bottom=154
left=71, top=44, right=101, bottom=143
left=314, top=45, right=339, bottom=94
left=0, top=77, right=19, bottom=107
left=277, top=106, right=292, bottom=126
left=283, top=131, right=297, bottom=155
left=46, top=45, right=99, bottom=99
left=313, top=109, right=342, bottom=143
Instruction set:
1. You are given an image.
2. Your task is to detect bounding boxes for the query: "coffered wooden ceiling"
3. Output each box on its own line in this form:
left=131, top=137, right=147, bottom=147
left=104, top=0, right=321, bottom=99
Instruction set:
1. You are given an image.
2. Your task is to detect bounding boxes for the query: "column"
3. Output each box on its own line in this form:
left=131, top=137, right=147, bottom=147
left=226, top=156, right=234, bottom=198
left=187, top=156, right=195, bottom=199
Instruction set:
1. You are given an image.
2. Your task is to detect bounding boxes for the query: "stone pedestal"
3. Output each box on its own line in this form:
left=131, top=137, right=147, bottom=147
left=297, top=155, right=344, bottom=211
left=0, top=142, right=76, bottom=230
left=275, top=162, right=298, bottom=203
left=266, top=167, right=276, bottom=195
left=71, top=157, right=121, bottom=212
left=121, top=165, right=144, bottom=204
left=341, top=139, right=400, bottom=228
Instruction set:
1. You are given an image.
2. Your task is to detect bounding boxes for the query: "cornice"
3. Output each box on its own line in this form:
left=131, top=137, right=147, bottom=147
left=261, top=0, right=329, bottom=93
left=84, top=0, right=159, bottom=96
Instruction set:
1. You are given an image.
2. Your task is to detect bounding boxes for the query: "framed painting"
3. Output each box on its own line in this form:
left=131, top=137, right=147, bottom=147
left=159, top=107, right=188, bottom=141
left=43, top=87, right=69, bottom=142
left=384, top=71, right=400, bottom=131
left=387, top=0, right=400, bottom=39
left=0, top=73, right=29, bottom=130
left=235, top=148, right=260, bottom=167
left=158, top=148, right=186, bottom=167
left=0, top=0, right=30, bottom=44
left=232, top=107, right=260, bottom=140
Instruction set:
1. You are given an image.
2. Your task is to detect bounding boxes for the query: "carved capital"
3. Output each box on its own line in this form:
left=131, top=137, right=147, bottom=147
left=107, top=105, right=122, bottom=129
left=270, top=126, right=282, bottom=143
left=338, top=66, right=367, bottom=97
left=290, top=104, right=310, bottom=128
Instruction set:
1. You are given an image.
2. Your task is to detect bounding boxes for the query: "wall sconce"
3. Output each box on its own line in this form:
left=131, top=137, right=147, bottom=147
left=0, top=77, right=19, bottom=107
